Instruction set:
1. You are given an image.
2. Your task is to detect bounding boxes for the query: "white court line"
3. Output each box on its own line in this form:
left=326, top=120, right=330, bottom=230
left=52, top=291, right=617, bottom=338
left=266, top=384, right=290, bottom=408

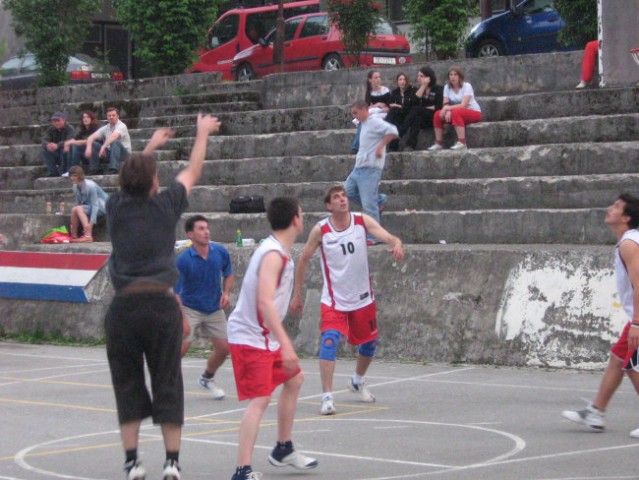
left=166, top=417, right=526, bottom=471
left=14, top=430, right=119, bottom=480
left=360, top=443, right=639, bottom=480
left=192, top=366, right=477, bottom=419
left=0, top=475, right=28, bottom=480
left=160, top=434, right=454, bottom=469
left=418, top=378, right=610, bottom=394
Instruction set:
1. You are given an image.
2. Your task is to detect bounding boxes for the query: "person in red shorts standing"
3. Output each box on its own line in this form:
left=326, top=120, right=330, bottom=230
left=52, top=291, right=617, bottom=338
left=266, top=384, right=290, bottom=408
left=227, top=197, right=318, bottom=480
left=563, top=193, right=639, bottom=437
left=290, top=185, right=404, bottom=416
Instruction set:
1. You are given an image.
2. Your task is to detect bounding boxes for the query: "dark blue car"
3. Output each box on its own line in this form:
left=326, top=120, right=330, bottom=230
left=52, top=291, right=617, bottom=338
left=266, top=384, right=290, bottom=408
left=466, top=0, right=578, bottom=58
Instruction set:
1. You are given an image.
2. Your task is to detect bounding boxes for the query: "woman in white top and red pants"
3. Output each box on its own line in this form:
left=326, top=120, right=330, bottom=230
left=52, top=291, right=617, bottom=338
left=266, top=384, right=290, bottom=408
left=429, top=66, right=482, bottom=151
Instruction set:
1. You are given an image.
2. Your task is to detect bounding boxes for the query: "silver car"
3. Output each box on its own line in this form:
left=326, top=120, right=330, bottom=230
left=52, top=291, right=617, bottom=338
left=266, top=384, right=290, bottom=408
left=0, top=53, right=123, bottom=90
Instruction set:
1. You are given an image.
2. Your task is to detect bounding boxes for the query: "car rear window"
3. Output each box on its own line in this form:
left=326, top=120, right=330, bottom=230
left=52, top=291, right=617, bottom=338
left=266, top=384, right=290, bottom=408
left=372, top=17, right=399, bottom=35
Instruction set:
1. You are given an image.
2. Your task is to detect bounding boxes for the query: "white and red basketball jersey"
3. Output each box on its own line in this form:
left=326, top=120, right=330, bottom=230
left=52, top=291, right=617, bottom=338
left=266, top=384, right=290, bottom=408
left=616, top=229, right=639, bottom=319
left=227, top=235, right=294, bottom=351
left=319, top=213, right=373, bottom=311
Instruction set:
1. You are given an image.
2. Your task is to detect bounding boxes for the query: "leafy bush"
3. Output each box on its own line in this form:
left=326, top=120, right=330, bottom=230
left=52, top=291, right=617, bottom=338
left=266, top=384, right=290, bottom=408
left=555, top=0, right=597, bottom=48
left=328, top=0, right=381, bottom=66
left=4, top=0, right=99, bottom=87
left=113, top=0, right=218, bottom=76
left=404, top=0, right=476, bottom=59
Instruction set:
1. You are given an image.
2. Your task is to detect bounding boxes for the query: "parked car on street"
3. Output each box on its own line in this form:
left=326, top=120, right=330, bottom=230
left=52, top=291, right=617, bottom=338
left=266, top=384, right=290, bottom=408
left=231, top=12, right=411, bottom=81
left=190, top=0, right=320, bottom=80
left=465, top=0, right=578, bottom=58
left=0, top=53, right=124, bottom=91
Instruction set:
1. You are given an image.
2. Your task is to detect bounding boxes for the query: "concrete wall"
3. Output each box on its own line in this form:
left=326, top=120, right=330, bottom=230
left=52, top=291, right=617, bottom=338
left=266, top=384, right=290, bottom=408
left=600, top=0, right=639, bottom=87
left=1, top=244, right=623, bottom=369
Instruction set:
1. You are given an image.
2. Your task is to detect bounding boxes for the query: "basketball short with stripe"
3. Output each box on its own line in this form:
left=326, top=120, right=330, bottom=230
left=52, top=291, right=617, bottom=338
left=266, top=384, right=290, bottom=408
left=320, top=301, right=377, bottom=345
left=229, top=343, right=301, bottom=401
left=611, top=322, right=639, bottom=371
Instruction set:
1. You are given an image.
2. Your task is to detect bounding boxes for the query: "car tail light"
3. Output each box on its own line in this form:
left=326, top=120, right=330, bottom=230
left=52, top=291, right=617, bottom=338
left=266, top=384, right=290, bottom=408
left=69, top=71, right=92, bottom=80
left=112, top=72, right=124, bottom=81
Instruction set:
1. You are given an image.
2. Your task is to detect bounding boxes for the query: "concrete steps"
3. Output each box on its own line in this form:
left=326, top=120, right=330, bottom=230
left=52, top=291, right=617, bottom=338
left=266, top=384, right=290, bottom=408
left=6, top=172, right=635, bottom=213
left=0, top=208, right=610, bottom=246
left=4, top=140, right=637, bottom=192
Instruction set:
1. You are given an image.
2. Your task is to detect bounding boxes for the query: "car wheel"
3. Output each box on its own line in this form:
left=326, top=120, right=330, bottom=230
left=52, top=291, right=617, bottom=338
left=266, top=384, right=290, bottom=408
left=236, top=63, right=256, bottom=82
left=476, top=39, right=504, bottom=57
left=322, top=54, right=344, bottom=71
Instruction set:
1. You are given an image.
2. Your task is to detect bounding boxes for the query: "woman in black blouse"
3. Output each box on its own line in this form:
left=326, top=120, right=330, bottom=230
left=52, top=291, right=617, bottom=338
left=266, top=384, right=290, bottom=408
left=385, top=72, right=416, bottom=151
left=402, top=67, right=444, bottom=151
left=63, top=110, right=100, bottom=172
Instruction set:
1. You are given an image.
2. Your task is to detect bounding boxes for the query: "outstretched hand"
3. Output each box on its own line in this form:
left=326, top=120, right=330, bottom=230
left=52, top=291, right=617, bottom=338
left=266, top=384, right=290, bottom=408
left=149, top=128, right=175, bottom=148
left=196, top=114, right=221, bottom=136
left=143, top=128, right=175, bottom=155
left=388, top=242, right=404, bottom=261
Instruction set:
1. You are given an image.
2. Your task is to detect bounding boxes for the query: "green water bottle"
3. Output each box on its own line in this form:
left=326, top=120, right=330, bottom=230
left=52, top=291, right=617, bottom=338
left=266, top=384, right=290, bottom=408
left=236, top=229, right=243, bottom=247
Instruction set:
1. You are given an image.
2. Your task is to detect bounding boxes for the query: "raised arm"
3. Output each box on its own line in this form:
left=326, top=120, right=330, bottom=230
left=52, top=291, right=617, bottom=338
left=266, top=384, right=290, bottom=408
left=176, top=114, right=221, bottom=195
left=362, top=214, right=404, bottom=260
left=290, top=224, right=322, bottom=315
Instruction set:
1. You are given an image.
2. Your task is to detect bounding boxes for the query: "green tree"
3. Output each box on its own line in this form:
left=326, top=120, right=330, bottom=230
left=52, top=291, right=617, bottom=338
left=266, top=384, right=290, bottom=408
left=4, top=0, right=99, bottom=87
left=328, top=0, right=381, bottom=66
left=403, top=0, right=476, bottom=59
left=113, top=0, right=218, bottom=77
left=555, top=0, right=597, bottom=48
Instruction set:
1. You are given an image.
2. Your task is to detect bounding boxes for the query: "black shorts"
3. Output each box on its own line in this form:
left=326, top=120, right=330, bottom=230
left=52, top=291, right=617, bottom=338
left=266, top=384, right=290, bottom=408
left=105, top=292, right=183, bottom=425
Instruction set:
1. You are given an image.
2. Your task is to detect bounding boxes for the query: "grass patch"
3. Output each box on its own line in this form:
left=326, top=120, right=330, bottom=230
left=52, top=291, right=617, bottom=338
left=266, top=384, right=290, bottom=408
left=0, top=326, right=104, bottom=347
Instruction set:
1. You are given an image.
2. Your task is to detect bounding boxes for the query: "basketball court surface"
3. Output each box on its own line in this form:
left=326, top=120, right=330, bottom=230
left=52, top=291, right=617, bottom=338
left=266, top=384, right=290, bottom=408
left=2, top=342, right=639, bottom=480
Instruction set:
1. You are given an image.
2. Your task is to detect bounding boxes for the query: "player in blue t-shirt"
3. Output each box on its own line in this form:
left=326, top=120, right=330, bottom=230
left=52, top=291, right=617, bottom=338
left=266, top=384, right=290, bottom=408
left=176, top=215, right=234, bottom=399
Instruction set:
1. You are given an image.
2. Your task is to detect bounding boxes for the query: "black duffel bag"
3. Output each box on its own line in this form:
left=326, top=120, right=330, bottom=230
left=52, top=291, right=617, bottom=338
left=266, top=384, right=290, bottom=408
left=229, top=195, right=266, bottom=214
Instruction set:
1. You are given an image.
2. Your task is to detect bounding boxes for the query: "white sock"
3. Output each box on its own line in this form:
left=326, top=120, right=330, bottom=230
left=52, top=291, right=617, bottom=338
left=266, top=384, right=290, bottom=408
left=352, top=374, right=363, bottom=385
left=322, top=392, right=333, bottom=401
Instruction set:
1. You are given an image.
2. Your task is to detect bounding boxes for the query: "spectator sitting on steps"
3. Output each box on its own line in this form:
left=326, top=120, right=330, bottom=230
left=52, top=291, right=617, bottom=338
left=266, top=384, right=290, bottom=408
left=84, top=107, right=132, bottom=176
left=41, top=112, right=74, bottom=177
left=68, top=165, right=109, bottom=243
left=63, top=111, right=100, bottom=172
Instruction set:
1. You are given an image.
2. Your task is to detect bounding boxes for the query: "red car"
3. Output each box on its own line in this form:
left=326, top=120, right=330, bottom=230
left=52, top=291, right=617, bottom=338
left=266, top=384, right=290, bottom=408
left=231, top=12, right=411, bottom=81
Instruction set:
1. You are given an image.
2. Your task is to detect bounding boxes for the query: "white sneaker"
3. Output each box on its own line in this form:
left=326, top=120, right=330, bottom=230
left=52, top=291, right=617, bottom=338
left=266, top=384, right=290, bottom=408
left=450, top=141, right=467, bottom=150
left=575, top=80, right=589, bottom=89
left=630, top=427, right=639, bottom=438
left=320, top=397, right=336, bottom=415
left=199, top=374, right=225, bottom=399
left=268, top=450, right=318, bottom=470
left=427, top=143, right=443, bottom=151
left=348, top=378, right=375, bottom=402
left=162, top=459, right=181, bottom=480
left=124, top=459, right=146, bottom=480
left=561, top=401, right=605, bottom=430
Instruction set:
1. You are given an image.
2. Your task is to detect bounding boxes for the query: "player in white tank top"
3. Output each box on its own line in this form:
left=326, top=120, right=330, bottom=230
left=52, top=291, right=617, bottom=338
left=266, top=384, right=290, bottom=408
left=615, top=229, right=639, bottom=319
left=226, top=197, right=318, bottom=480
left=562, top=194, right=639, bottom=437
left=227, top=235, right=294, bottom=351
left=318, top=213, right=373, bottom=311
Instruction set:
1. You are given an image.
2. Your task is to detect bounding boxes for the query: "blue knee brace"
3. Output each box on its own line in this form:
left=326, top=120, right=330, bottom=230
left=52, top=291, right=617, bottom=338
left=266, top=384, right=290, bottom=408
left=358, top=339, right=378, bottom=358
left=319, top=330, right=341, bottom=361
